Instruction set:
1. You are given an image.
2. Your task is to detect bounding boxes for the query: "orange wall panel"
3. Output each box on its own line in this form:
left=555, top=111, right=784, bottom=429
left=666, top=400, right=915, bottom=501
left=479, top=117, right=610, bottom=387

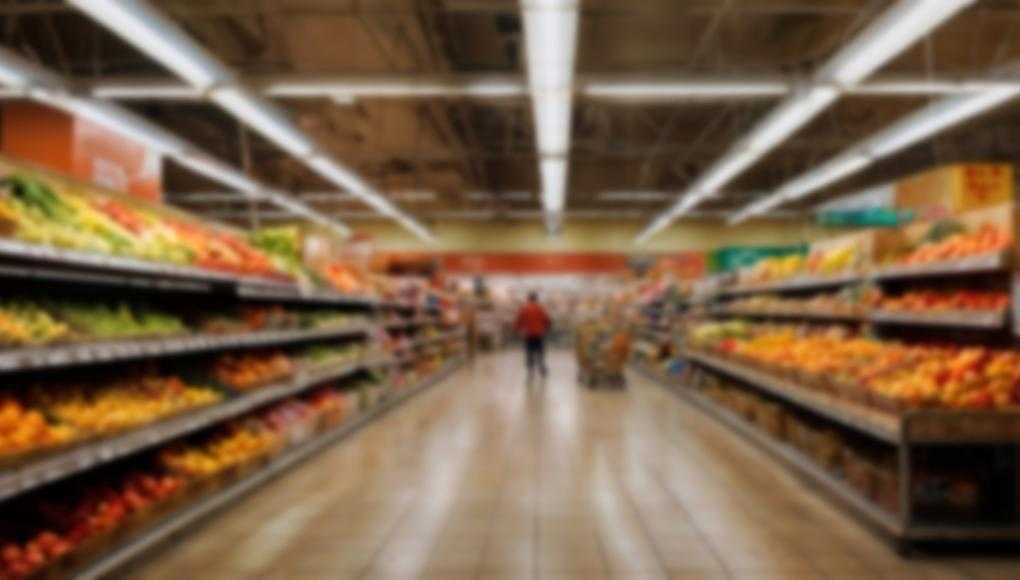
left=1, top=100, right=163, bottom=202
left=1, top=102, right=74, bottom=173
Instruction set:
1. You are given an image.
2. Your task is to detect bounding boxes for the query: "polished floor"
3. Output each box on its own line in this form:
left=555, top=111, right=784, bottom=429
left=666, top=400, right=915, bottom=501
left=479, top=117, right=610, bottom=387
left=127, top=350, right=1018, bottom=580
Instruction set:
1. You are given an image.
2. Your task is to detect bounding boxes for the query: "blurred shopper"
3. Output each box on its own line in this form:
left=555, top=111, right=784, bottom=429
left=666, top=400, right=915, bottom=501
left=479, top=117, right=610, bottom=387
left=515, top=292, right=551, bottom=380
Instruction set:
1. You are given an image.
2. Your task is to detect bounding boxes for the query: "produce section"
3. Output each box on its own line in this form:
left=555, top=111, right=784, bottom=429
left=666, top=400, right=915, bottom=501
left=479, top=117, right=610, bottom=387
left=0, top=164, right=468, bottom=579
left=629, top=197, right=1020, bottom=547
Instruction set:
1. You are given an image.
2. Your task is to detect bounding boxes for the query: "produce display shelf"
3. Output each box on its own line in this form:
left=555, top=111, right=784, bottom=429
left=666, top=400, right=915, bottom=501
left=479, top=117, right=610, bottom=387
left=630, top=363, right=903, bottom=537
left=72, top=358, right=465, bottom=580
left=235, top=283, right=378, bottom=307
left=714, top=309, right=863, bottom=323
left=0, top=262, right=215, bottom=293
left=0, top=238, right=284, bottom=287
left=871, top=251, right=1010, bottom=281
left=0, top=359, right=372, bottom=504
left=868, top=309, right=1008, bottom=329
left=0, top=323, right=373, bottom=374
left=682, top=350, right=902, bottom=443
left=719, top=272, right=863, bottom=297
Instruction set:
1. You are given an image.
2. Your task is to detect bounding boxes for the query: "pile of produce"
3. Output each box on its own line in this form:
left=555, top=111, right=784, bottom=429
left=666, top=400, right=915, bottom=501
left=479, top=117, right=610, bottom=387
left=21, top=373, right=220, bottom=443
left=0, top=302, right=70, bottom=346
left=726, top=288, right=866, bottom=317
left=0, top=470, right=184, bottom=579
left=211, top=350, right=295, bottom=390
left=48, top=302, right=186, bottom=339
left=894, top=222, right=1010, bottom=267
left=874, top=290, right=1009, bottom=313
left=159, top=421, right=278, bottom=479
left=0, top=397, right=75, bottom=460
left=690, top=323, right=1020, bottom=409
left=0, top=173, right=284, bottom=279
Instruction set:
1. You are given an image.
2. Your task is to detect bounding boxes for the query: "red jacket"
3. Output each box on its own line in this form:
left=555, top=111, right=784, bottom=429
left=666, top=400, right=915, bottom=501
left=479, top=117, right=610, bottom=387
left=515, top=302, right=551, bottom=338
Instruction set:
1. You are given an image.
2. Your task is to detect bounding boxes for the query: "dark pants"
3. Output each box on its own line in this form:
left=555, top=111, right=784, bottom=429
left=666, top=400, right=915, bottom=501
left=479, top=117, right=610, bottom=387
left=525, top=336, right=547, bottom=377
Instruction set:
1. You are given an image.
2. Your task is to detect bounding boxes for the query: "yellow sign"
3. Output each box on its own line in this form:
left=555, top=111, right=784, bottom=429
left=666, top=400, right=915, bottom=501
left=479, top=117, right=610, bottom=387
left=895, top=163, right=1013, bottom=219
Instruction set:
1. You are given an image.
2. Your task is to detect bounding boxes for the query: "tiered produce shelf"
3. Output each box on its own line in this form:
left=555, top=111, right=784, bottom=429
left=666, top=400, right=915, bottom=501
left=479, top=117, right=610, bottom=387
left=0, top=324, right=372, bottom=373
left=71, top=358, right=465, bottom=580
left=0, top=359, right=376, bottom=502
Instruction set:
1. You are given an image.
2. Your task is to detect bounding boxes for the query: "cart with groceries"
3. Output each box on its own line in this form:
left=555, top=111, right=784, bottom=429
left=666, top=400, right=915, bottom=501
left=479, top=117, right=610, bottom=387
left=575, top=320, right=631, bottom=389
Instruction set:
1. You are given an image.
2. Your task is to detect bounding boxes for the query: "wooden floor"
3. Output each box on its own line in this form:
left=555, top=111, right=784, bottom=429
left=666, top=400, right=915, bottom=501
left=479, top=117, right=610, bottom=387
left=126, top=350, right=1018, bottom=580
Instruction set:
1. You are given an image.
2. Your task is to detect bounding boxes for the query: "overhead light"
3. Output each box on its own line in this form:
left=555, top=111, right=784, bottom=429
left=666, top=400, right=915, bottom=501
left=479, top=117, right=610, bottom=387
left=743, top=86, right=838, bottom=152
left=68, top=0, right=231, bottom=90
left=863, top=87, right=1019, bottom=158
left=531, top=92, right=573, bottom=155
left=598, top=191, right=672, bottom=202
left=539, top=158, right=567, bottom=213
left=263, top=76, right=526, bottom=99
left=30, top=88, right=191, bottom=157
left=636, top=0, right=972, bottom=243
left=819, top=0, right=976, bottom=86
left=523, top=0, right=579, bottom=232
left=92, top=81, right=204, bottom=101
left=583, top=79, right=787, bottom=100
left=330, top=94, right=357, bottom=106
left=730, top=87, right=1020, bottom=225
left=176, top=155, right=261, bottom=194
left=778, top=153, right=871, bottom=201
left=211, top=86, right=316, bottom=158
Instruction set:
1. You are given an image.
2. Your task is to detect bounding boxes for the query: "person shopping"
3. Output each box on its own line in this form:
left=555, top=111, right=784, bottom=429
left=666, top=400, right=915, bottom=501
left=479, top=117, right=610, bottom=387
left=515, top=292, right=551, bottom=380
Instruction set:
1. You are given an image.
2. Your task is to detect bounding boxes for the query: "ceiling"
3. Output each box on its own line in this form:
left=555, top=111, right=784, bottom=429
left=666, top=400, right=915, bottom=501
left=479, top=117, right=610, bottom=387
left=3, top=0, right=1020, bottom=232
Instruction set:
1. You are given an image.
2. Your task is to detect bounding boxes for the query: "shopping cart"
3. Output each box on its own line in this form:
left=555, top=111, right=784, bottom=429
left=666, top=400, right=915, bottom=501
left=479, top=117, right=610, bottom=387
left=575, top=322, right=631, bottom=389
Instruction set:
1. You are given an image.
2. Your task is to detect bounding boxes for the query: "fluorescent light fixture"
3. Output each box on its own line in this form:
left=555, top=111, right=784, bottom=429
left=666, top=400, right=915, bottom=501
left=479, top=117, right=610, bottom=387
left=68, top=0, right=231, bottom=90
left=531, top=92, right=573, bottom=155
left=176, top=155, right=261, bottom=194
left=30, top=89, right=191, bottom=157
left=540, top=158, right=567, bottom=213
left=263, top=76, right=526, bottom=99
left=524, top=0, right=579, bottom=231
left=636, top=0, right=971, bottom=243
left=583, top=79, right=788, bottom=100
left=598, top=191, right=671, bottom=202
left=730, top=86, right=1020, bottom=225
left=92, top=81, right=205, bottom=101
left=306, top=156, right=364, bottom=192
left=777, top=153, right=870, bottom=201
left=211, top=86, right=316, bottom=158
left=863, top=87, right=1019, bottom=158
left=819, top=0, right=975, bottom=86
left=744, top=86, right=838, bottom=152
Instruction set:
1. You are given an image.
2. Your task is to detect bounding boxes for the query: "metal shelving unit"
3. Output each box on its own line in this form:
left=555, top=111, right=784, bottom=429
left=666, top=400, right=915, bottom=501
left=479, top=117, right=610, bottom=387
left=638, top=350, right=1020, bottom=546
left=71, top=358, right=465, bottom=580
left=0, top=360, right=373, bottom=502
left=0, top=324, right=372, bottom=374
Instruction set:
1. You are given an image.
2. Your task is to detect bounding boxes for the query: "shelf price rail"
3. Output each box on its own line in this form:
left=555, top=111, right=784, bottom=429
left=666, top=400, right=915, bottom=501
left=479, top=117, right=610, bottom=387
left=634, top=350, right=1020, bottom=546
left=0, top=323, right=374, bottom=374
left=71, top=357, right=466, bottom=580
left=0, top=358, right=389, bottom=504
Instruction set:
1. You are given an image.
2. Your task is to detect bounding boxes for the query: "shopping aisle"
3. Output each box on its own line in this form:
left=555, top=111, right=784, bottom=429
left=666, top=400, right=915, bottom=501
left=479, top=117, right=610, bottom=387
left=127, top=350, right=1013, bottom=580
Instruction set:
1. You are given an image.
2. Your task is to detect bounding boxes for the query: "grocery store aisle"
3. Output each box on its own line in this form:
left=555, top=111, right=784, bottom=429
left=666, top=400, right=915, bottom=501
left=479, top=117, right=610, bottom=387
left=127, top=351, right=1014, bottom=580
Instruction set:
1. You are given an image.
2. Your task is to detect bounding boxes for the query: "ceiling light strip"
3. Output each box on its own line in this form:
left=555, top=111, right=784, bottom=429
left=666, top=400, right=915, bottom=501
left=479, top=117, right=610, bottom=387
left=729, top=86, right=1020, bottom=224
left=0, top=46, right=348, bottom=237
left=636, top=0, right=974, bottom=243
left=80, top=75, right=1020, bottom=102
left=69, top=0, right=432, bottom=243
left=522, top=0, right=579, bottom=233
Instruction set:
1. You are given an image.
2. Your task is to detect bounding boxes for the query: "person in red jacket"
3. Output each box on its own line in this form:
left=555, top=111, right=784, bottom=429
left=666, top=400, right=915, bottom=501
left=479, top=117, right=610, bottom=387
left=515, top=292, right=552, bottom=379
